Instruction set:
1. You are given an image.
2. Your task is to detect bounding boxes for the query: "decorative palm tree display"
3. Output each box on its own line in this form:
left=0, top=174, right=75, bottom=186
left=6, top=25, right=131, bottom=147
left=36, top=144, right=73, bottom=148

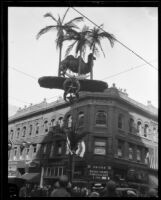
left=36, top=8, right=83, bottom=76
left=88, top=24, right=115, bottom=79
left=63, top=25, right=91, bottom=76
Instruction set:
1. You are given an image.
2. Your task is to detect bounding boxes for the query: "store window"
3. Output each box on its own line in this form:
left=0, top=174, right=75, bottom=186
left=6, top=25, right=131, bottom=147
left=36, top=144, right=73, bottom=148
left=137, top=121, right=142, bottom=134
left=96, top=111, right=107, bottom=125
left=128, top=145, right=134, bottom=160
left=78, top=112, right=84, bottom=127
left=144, top=124, right=149, bottom=137
left=129, top=118, right=134, bottom=133
left=94, top=140, right=106, bottom=155
left=118, top=114, right=124, bottom=129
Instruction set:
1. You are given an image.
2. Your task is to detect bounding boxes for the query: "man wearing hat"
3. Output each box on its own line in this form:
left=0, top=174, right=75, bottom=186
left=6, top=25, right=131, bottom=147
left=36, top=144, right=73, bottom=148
left=50, top=175, right=71, bottom=197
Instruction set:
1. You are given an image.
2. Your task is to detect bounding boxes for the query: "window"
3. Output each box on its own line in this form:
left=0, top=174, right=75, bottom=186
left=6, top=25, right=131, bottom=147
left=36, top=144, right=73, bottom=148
left=17, top=128, right=20, bottom=138
left=50, top=143, right=55, bottom=157
left=144, top=124, right=149, bottom=137
left=58, top=117, right=63, bottom=127
left=57, top=142, right=62, bottom=155
left=153, top=127, right=158, bottom=141
left=67, top=115, right=72, bottom=128
left=44, top=121, right=48, bottom=132
left=137, top=121, right=142, bottom=134
left=96, top=111, right=107, bottom=125
left=94, top=140, right=106, bottom=155
left=22, top=126, right=26, bottom=137
left=55, top=168, right=58, bottom=176
left=29, top=124, right=32, bottom=135
left=10, top=130, right=14, bottom=140
left=43, top=144, right=47, bottom=154
left=118, top=114, right=124, bottom=129
left=128, top=145, right=134, bottom=160
left=118, top=140, right=124, bottom=157
left=13, top=147, right=17, bottom=160
left=33, top=144, right=37, bottom=154
left=136, top=148, right=141, bottom=161
left=78, top=112, right=84, bottom=127
left=129, top=118, right=134, bottom=133
left=36, top=123, right=39, bottom=134
left=58, top=167, right=63, bottom=176
left=51, top=119, right=55, bottom=127
left=144, top=148, right=149, bottom=164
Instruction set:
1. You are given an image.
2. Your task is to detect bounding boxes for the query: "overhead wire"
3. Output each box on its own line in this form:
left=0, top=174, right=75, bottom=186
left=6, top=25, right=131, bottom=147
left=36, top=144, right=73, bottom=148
left=71, top=7, right=158, bottom=71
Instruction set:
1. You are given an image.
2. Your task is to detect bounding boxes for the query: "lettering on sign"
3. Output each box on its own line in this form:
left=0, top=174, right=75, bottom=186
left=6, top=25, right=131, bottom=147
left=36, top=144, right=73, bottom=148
left=89, top=165, right=108, bottom=180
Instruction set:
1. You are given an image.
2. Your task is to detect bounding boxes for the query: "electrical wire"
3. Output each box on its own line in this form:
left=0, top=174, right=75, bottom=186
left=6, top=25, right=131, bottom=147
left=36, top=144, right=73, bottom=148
left=71, top=7, right=158, bottom=71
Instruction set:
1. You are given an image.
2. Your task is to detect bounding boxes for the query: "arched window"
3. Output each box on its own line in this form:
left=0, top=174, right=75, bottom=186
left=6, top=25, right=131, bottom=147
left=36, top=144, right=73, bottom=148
left=128, top=145, right=134, bottom=160
left=17, top=128, right=20, bottom=138
left=36, top=123, right=39, bottom=134
left=10, top=130, right=14, bottom=140
left=51, top=119, right=55, bottom=127
left=29, top=124, right=32, bottom=136
left=96, top=111, right=107, bottom=125
left=136, top=148, right=141, bottom=161
left=58, top=117, right=64, bottom=128
left=67, top=115, right=72, bottom=128
left=44, top=120, right=48, bottom=132
left=137, top=121, right=142, bottom=134
left=129, top=118, right=134, bottom=133
left=118, top=114, right=124, bottom=129
left=78, top=112, right=84, bottom=127
left=22, top=126, right=26, bottom=137
left=144, top=124, right=149, bottom=137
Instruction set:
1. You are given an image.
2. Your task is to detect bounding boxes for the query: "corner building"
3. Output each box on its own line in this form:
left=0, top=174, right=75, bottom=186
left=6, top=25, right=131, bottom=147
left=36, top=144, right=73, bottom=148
left=8, top=85, right=158, bottom=193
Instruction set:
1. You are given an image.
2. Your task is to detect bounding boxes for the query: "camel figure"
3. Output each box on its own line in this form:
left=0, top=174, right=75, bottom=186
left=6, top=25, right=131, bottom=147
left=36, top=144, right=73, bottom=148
left=60, top=53, right=96, bottom=77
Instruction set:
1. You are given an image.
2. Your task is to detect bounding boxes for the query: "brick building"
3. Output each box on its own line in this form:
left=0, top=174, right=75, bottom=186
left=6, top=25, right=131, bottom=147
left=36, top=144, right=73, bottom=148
left=8, top=84, right=158, bottom=192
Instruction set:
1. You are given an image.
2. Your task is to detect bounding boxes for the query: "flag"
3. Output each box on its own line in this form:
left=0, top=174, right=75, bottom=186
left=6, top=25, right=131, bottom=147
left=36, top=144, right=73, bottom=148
left=76, top=141, right=86, bottom=158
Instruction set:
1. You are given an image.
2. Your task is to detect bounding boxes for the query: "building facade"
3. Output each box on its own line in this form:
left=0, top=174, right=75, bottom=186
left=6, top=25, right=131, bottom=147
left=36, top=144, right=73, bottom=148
left=8, top=85, right=158, bottom=192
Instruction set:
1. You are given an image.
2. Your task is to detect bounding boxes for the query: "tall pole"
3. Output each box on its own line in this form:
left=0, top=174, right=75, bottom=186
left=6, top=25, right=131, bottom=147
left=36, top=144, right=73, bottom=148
left=40, top=166, right=44, bottom=188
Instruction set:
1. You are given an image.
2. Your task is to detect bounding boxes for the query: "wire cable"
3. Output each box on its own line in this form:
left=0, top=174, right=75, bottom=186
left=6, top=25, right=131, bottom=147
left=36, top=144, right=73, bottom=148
left=71, top=7, right=158, bottom=71
left=101, top=59, right=157, bottom=81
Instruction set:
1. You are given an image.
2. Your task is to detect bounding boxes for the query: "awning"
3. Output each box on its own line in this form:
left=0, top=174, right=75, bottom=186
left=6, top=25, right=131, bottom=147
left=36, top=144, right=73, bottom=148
left=21, top=173, right=40, bottom=183
left=148, top=174, right=158, bottom=188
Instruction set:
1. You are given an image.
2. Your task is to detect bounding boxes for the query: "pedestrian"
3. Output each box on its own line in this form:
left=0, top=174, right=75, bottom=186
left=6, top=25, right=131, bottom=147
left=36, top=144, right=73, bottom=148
left=19, top=184, right=27, bottom=197
left=50, top=175, right=71, bottom=197
left=146, top=188, right=158, bottom=197
left=103, top=180, right=117, bottom=197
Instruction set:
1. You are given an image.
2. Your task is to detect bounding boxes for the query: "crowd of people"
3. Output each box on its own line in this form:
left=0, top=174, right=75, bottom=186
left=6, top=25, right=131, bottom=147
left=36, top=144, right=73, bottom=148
left=18, top=175, right=158, bottom=197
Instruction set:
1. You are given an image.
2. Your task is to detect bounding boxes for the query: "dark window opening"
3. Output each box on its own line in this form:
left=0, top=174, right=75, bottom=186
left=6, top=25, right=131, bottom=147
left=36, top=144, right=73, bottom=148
left=96, top=111, right=107, bottom=125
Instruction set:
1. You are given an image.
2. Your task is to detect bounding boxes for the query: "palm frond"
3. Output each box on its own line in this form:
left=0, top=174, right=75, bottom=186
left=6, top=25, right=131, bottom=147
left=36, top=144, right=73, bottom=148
left=44, top=13, right=57, bottom=22
left=36, top=26, right=56, bottom=39
left=100, top=32, right=115, bottom=47
left=65, top=41, right=77, bottom=57
left=65, top=17, right=84, bottom=26
left=97, top=40, right=106, bottom=57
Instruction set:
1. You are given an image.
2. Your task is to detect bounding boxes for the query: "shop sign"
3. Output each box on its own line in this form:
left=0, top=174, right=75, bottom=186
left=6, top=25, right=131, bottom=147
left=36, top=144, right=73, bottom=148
left=89, top=165, right=108, bottom=180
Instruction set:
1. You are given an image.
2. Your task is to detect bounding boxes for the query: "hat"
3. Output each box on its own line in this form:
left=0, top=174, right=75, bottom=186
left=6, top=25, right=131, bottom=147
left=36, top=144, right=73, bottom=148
left=127, top=190, right=137, bottom=197
left=106, top=180, right=116, bottom=191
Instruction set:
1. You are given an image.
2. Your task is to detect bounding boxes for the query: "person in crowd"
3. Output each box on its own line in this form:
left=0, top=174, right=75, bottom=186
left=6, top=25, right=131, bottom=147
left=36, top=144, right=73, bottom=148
left=103, top=180, right=117, bottom=197
left=19, top=184, right=27, bottom=197
left=127, top=190, right=137, bottom=197
left=147, top=188, right=158, bottom=197
left=88, top=188, right=100, bottom=197
left=50, top=175, right=71, bottom=197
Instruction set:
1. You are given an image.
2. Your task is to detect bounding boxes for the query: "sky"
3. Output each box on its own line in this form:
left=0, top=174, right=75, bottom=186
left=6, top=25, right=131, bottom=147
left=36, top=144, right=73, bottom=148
left=8, top=7, right=158, bottom=110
